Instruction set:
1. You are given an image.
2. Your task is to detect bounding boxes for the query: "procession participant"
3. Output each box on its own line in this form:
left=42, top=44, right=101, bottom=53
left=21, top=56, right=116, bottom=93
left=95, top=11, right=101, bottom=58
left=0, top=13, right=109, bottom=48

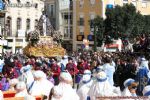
left=29, top=70, right=54, bottom=100
left=139, top=57, right=149, bottom=71
left=78, top=70, right=93, bottom=88
left=143, top=85, right=150, bottom=96
left=0, top=57, right=4, bottom=73
left=18, top=65, right=34, bottom=89
left=77, top=70, right=93, bottom=100
left=66, top=57, right=79, bottom=86
left=9, top=78, right=19, bottom=91
left=77, top=58, right=90, bottom=75
left=135, top=57, right=149, bottom=96
left=15, top=81, right=35, bottom=100
left=0, top=90, right=3, bottom=100
left=122, top=78, right=138, bottom=96
left=15, top=81, right=28, bottom=96
left=2, top=59, right=15, bottom=79
left=50, top=71, right=79, bottom=100
left=103, top=57, right=115, bottom=86
left=60, top=55, right=68, bottom=71
left=0, top=77, right=9, bottom=91
left=50, top=59, right=61, bottom=85
left=13, top=56, right=22, bottom=77
left=34, top=61, right=42, bottom=70
left=88, top=71, right=115, bottom=100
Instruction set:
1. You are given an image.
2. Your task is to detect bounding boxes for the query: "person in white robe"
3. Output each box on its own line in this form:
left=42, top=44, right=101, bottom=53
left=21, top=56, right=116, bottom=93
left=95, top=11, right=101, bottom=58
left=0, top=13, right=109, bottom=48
left=77, top=70, right=93, bottom=100
left=88, top=71, right=116, bottom=100
left=143, top=85, right=150, bottom=96
left=139, top=57, right=149, bottom=71
left=18, top=65, right=34, bottom=89
left=29, top=70, right=54, bottom=100
left=9, top=78, right=19, bottom=91
left=60, top=55, right=68, bottom=68
left=0, top=90, right=3, bottom=100
left=103, top=58, right=115, bottom=86
left=50, top=71, right=79, bottom=100
left=122, top=78, right=138, bottom=97
left=0, top=58, right=4, bottom=73
left=15, top=81, right=35, bottom=100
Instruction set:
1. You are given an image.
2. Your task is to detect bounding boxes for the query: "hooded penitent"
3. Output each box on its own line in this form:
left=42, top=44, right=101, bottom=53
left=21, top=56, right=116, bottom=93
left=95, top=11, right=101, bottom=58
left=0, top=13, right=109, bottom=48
left=29, top=70, right=54, bottom=100
left=122, top=78, right=138, bottom=97
left=88, top=71, right=114, bottom=100
left=51, top=71, right=79, bottom=100
left=77, top=70, right=93, bottom=100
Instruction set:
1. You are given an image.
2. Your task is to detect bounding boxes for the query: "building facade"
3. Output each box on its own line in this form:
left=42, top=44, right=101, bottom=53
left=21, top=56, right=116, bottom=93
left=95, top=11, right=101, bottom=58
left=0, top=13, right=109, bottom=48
left=73, top=0, right=103, bottom=50
left=45, top=0, right=73, bottom=52
left=5, top=0, right=44, bottom=53
left=0, top=0, right=6, bottom=54
left=73, top=0, right=150, bottom=51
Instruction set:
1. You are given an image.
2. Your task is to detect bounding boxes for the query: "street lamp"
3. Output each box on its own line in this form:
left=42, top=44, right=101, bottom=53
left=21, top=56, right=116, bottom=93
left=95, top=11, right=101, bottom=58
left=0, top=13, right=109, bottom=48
left=90, top=20, right=98, bottom=52
left=94, top=26, right=98, bottom=52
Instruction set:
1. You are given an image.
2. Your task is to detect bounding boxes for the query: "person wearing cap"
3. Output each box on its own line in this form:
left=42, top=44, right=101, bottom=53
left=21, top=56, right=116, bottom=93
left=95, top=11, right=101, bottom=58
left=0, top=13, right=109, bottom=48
left=143, top=85, right=150, bottom=97
left=29, top=70, right=54, bottom=100
left=50, top=71, right=79, bottom=100
left=18, top=64, right=34, bottom=89
left=15, top=81, right=35, bottom=100
left=77, top=70, right=93, bottom=100
left=122, top=78, right=138, bottom=96
left=88, top=71, right=115, bottom=100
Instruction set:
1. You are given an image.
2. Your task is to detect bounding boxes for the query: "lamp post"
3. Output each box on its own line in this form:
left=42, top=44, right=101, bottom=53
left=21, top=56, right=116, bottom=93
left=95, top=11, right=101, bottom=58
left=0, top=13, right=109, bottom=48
left=94, top=26, right=98, bottom=52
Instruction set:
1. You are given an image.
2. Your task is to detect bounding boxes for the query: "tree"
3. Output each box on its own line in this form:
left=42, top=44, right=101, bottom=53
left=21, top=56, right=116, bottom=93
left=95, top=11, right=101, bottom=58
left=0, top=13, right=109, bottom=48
left=143, top=15, right=150, bottom=35
left=104, top=4, right=147, bottom=39
left=131, top=12, right=145, bottom=37
left=123, top=4, right=137, bottom=36
left=92, top=16, right=105, bottom=46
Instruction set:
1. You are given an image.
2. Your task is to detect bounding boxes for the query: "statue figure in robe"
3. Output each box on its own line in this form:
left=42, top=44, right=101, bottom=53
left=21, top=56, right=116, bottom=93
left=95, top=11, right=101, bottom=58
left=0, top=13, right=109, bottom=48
left=38, top=11, right=54, bottom=36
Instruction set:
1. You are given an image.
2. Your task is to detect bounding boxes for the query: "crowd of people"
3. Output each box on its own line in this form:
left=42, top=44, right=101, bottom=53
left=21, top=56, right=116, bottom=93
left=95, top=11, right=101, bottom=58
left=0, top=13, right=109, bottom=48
left=0, top=50, right=150, bottom=100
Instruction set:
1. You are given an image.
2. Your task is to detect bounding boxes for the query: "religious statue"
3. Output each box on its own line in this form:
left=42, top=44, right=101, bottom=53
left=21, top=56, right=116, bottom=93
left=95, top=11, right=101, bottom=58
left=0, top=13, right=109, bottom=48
left=24, top=11, right=65, bottom=57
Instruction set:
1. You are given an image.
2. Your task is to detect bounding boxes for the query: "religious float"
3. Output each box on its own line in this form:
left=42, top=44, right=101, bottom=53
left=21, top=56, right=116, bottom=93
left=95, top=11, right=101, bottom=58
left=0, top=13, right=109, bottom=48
left=23, top=13, right=66, bottom=57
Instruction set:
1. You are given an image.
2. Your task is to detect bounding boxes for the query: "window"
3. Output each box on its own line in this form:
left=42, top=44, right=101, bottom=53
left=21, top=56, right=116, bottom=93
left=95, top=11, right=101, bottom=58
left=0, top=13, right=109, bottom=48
left=6, top=16, right=12, bottom=36
left=26, top=19, right=30, bottom=30
left=17, top=18, right=21, bottom=30
left=35, top=19, right=38, bottom=29
left=123, top=0, right=128, bottom=5
left=142, top=2, right=147, bottom=8
left=79, top=0, right=84, bottom=7
left=50, top=5, right=54, bottom=17
left=35, top=3, right=38, bottom=8
left=79, top=27, right=84, bottom=35
left=7, top=39, right=13, bottom=42
left=17, top=0, right=21, bottom=3
left=132, top=1, right=136, bottom=6
left=78, top=18, right=84, bottom=26
left=90, top=0, right=95, bottom=5
left=64, top=27, right=69, bottom=38
left=16, top=39, right=23, bottom=42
